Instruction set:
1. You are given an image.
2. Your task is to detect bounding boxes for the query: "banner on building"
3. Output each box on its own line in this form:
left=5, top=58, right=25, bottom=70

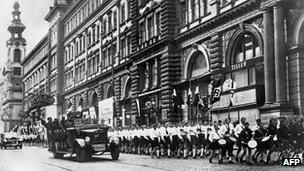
left=98, top=97, right=114, bottom=127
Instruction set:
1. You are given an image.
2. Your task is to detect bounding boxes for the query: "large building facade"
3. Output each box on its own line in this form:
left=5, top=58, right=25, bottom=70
left=22, top=0, right=75, bottom=121
left=22, top=0, right=304, bottom=127
left=1, top=2, right=26, bottom=132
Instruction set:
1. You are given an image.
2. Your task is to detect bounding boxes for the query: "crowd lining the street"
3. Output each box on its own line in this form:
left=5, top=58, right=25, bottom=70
left=108, top=117, right=304, bottom=165
left=10, top=122, right=47, bottom=147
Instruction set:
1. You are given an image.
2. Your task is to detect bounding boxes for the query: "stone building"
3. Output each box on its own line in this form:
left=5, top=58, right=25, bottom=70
left=22, top=0, right=75, bottom=121
left=1, top=2, right=26, bottom=131
left=61, top=0, right=133, bottom=127
left=23, top=0, right=304, bottom=127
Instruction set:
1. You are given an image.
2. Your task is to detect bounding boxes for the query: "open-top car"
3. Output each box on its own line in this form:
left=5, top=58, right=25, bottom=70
left=49, top=121, right=120, bottom=162
left=0, top=132, right=23, bottom=149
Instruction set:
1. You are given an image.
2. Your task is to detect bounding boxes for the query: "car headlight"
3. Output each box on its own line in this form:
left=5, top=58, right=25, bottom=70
left=85, top=136, right=90, bottom=143
left=3, top=139, right=7, bottom=142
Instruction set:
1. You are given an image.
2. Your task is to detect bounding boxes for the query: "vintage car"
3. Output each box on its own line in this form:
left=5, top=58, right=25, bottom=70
left=0, top=132, right=23, bottom=149
left=50, top=121, right=120, bottom=162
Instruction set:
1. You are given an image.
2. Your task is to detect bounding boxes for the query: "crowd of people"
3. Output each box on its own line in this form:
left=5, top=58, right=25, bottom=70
left=10, top=122, right=47, bottom=146
left=108, top=117, right=304, bottom=165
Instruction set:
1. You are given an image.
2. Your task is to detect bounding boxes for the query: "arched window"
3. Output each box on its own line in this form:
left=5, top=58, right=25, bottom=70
left=107, top=86, right=113, bottom=98
left=232, top=32, right=261, bottom=64
left=189, top=52, right=209, bottom=78
left=226, top=29, right=263, bottom=89
left=125, top=78, right=131, bottom=98
left=14, top=49, right=21, bottom=63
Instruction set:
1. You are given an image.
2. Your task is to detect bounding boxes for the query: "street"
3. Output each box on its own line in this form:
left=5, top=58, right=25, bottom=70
left=0, top=147, right=302, bottom=171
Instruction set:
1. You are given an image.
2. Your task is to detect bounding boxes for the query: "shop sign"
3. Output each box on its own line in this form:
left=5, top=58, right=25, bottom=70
left=231, top=61, right=247, bottom=71
left=98, top=98, right=114, bottom=127
left=213, top=89, right=256, bottom=109
left=29, top=94, right=55, bottom=110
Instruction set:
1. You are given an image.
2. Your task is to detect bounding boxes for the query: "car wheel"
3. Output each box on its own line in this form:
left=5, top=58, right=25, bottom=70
left=20, top=145, right=22, bottom=149
left=4, top=146, right=7, bottom=150
left=15, top=146, right=17, bottom=149
left=110, top=144, right=120, bottom=160
left=76, top=147, right=86, bottom=162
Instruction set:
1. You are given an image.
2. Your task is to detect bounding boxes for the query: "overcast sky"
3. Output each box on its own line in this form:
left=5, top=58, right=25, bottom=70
left=0, top=0, right=53, bottom=69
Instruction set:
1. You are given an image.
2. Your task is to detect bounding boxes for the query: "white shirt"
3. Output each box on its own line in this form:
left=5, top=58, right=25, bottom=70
left=209, top=130, right=222, bottom=142
left=189, top=125, right=197, bottom=136
left=251, top=124, right=259, bottom=132
left=219, top=124, right=229, bottom=136
left=234, top=123, right=245, bottom=137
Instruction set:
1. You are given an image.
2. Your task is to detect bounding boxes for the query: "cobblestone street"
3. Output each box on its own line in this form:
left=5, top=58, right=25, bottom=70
left=0, top=147, right=302, bottom=171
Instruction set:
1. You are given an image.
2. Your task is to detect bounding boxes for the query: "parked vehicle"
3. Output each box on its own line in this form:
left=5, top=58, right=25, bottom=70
left=49, top=120, right=120, bottom=162
left=0, top=132, right=23, bottom=149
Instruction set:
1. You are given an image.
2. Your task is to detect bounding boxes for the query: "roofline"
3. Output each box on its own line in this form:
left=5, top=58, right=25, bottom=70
left=60, top=0, right=86, bottom=22
left=21, top=34, right=48, bottom=65
left=44, top=4, right=69, bottom=21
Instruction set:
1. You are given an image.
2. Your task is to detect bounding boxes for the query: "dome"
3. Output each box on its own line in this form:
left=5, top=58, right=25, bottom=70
left=13, top=1, right=20, bottom=10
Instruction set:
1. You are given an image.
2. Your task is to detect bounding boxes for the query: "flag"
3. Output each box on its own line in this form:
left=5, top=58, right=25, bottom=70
left=187, top=88, right=193, bottom=106
left=193, top=86, right=200, bottom=106
left=172, top=89, right=183, bottom=107
left=210, top=75, right=223, bottom=104
left=198, top=95, right=204, bottom=108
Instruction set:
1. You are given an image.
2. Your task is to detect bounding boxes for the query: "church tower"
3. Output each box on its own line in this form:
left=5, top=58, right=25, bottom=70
left=1, top=1, right=26, bottom=132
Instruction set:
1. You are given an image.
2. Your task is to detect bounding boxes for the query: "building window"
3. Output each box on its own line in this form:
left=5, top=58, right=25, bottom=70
left=13, top=67, right=22, bottom=76
left=139, top=22, right=145, bottom=43
left=92, top=26, right=96, bottom=43
left=113, top=10, right=117, bottom=29
left=155, top=12, right=161, bottom=35
left=192, top=0, right=200, bottom=20
left=50, top=78, right=57, bottom=92
left=121, top=38, right=126, bottom=58
left=147, top=17, right=154, bottom=39
left=121, top=4, right=125, bottom=23
left=88, top=30, right=92, bottom=46
left=144, top=62, right=150, bottom=90
left=226, top=31, right=262, bottom=89
left=181, top=0, right=187, bottom=25
left=13, top=49, right=21, bottom=63
left=189, top=52, right=209, bottom=78
left=108, top=12, right=112, bottom=31
left=152, top=59, right=159, bottom=87
left=233, top=32, right=261, bottom=64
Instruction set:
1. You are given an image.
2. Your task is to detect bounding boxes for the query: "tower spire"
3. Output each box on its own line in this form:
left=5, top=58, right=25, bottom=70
left=7, top=0, right=26, bottom=46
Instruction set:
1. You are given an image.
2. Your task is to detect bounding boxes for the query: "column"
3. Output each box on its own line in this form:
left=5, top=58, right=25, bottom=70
left=274, top=3, right=287, bottom=103
left=263, top=8, right=276, bottom=104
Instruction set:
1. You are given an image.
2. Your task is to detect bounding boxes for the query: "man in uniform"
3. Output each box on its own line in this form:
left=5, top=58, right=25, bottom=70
left=252, top=119, right=267, bottom=163
left=234, top=117, right=246, bottom=162
left=208, top=123, right=223, bottom=163
left=41, top=117, right=54, bottom=148
left=239, top=122, right=253, bottom=165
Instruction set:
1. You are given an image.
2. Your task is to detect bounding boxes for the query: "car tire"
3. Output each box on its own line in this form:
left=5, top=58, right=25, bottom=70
left=76, top=147, right=86, bottom=162
left=20, top=145, right=22, bottom=149
left=110, top=144, right=120, bottom=160
left=4, top=146, right=7, bottom=150
left=15, top=146, right=17, bottom=149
